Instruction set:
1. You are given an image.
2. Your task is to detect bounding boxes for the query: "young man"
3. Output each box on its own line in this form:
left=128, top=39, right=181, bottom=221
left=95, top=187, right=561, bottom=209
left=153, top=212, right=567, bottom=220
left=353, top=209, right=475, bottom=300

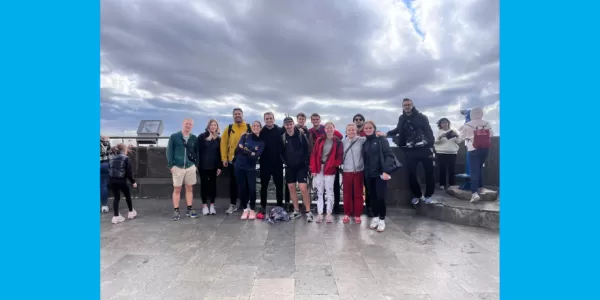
left=296, top=112, right=309, bottom=131
left=386, top=98, right=436, bottom=205
left=352, top=113, right=372, bottom=216
left=308, top=113, right=343, bottom=214
left=166, top=118, right=199, bottom=221
left=281, top=117, right=313, bottom=222
left=221, top=108, right=252, bottom=214
left=259, top=112, right=286, bottom=213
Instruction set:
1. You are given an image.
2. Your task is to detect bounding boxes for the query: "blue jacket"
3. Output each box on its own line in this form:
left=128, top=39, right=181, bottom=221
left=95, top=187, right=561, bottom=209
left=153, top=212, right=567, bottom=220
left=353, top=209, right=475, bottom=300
left=234, top=133, right=264, bottom=171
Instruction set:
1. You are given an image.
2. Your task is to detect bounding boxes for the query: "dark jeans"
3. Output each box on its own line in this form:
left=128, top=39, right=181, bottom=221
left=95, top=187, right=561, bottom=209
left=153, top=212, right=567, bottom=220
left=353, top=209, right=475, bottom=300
left=111, top=181, right=133, bottom=217
left=405, top=147, right=435, bottom=198
left=437, top=153, right=457, bottom=187
left=228, top=164, right=240, bottom=205
left=469, top=149, right=490, bottom=193
left=260, top=166, right=284, bottom=207
left=366, top=177, right=387, bottom=220
left=235, top=168, right=257, bottom=210
left=100, top=162, right=109, bottom=206
left=364, top=175, right=370, bottom=209
left=199, top=168, right=218, bottom=204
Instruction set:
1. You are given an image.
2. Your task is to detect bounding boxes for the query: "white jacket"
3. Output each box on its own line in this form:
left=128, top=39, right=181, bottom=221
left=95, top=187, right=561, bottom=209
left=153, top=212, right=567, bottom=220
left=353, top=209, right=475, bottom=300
left=434, top=129, right=460, bottom=154
left=460, top=107, right=494, bottom=152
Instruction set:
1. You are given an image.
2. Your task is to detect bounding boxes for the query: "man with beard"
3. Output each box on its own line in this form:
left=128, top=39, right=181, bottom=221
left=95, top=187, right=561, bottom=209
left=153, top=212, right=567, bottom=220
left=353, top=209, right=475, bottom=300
left=386, top=98, right=436, bottom=205
left=258, top=112, right=286, bottom=214
left=221, top=108, right=252, bottom=214
left=308, top=113, right=343, bottom=214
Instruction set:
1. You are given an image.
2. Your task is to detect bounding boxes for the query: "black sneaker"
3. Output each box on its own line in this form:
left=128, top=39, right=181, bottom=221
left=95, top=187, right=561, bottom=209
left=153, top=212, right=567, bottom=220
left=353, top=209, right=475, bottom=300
left=172, top=211, right=181, bottom=221
left=333, top=206, right=341, bottom=215
left=186, top=209, right=199, bottom=218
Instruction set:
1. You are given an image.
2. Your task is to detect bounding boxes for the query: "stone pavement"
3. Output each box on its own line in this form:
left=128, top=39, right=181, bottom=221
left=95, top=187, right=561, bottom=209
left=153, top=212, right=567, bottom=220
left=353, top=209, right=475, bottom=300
left=101, top=199, right=499, bottom=300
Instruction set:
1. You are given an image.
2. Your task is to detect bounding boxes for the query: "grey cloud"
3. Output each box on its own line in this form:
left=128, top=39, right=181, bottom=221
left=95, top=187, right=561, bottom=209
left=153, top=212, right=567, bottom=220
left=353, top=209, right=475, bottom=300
left=100, top=0, right=499, bottom=135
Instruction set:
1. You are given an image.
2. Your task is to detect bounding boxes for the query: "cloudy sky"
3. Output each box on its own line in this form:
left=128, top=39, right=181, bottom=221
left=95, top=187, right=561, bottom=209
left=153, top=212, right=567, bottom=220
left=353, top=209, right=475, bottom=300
left=101, top=0, right=499, bottom=142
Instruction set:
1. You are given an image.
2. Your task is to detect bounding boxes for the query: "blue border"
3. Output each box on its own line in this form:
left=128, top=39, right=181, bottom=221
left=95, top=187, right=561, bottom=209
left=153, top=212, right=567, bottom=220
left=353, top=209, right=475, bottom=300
left=502, top=1, right=599, bottom=299
left=0, top=1, right=99, bottom=299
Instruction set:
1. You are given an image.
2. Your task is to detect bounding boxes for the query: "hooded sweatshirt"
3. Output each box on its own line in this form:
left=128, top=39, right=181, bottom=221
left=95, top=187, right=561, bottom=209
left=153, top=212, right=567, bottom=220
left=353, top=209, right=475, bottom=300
left=434, top=128, right=460, bottom=154
left=281, top=127, right=309, bottom=167
left=341, top=136, right=367, bottom=172
left=387, top=107, right=435, bottom=150
left=460, top=107, right=494, bottom=152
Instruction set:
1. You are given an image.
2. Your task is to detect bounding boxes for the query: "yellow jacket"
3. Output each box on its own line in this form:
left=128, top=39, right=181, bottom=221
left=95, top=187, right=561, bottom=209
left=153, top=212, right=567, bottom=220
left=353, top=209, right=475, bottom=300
left=220, top=121, right=251, bottom=162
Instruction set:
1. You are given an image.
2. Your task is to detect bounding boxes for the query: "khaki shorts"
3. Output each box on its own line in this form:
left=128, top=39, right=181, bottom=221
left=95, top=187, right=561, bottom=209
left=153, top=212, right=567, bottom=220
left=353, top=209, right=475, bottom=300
left=172, top=165, right=197, bottom=187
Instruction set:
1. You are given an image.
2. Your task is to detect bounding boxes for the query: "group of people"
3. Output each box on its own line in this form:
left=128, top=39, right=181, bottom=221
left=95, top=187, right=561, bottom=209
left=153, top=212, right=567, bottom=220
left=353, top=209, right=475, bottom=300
left=100, top=98, right=494, bottom=233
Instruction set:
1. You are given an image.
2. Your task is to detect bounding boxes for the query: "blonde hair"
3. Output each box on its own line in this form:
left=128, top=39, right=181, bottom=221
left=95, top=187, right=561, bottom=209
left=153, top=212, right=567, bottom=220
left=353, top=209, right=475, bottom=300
left=346, top=123, right=357, bottom=131
left=324, top=122, right=335, bottom=129
left=112, top=143, right=129, bottom=155
left=364, top=120, right=377, bottom=130
left=205, top=119, right=220, bottom=140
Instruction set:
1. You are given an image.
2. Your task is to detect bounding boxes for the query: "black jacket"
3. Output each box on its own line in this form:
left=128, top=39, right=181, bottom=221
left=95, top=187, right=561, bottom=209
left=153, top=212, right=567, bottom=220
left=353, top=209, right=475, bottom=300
left=362, top=134, right=395, bottom=178
left=195, top=131, right=222, bottom=171
left=281, top=127, right=309, bottom=167
left=387, top=107, right=434, bottom=150
left=259, top=125, right=285, bottom=169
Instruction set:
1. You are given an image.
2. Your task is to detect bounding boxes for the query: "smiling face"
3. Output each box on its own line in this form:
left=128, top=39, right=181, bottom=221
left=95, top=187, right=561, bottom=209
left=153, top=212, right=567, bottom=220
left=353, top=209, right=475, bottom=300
left=252, top=121, right=262, bottom=135
left=264, top=113, right=274, bottom=127
left=311, top=115, right=321, bottom=127
left=233, top=109, right=243, bottom=123
left=208, top=121, right=218, bottom=134
left=440, top=120, right=449, bottom=130
left=346, top=124, right=357, bottom=138
left=284, top=121, right=295, bottom=133
left=297, top=115, right=306, bottom=126
left=363, top=122, right=375, bottom=136
left=182, top=118, right=194, bottom=134
left=325, top=123, right=335, bottom=138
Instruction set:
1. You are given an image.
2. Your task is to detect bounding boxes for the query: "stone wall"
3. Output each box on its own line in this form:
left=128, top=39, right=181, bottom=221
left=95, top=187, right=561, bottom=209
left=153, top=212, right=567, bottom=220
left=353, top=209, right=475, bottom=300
left=126, top=137, right=499, bottom=208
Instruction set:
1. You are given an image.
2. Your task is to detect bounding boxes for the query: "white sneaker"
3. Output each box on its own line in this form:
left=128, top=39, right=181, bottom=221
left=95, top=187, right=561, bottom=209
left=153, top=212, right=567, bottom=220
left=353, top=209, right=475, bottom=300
left=101, top=206, right=109, bottom=213
left=369, top=217, right=381, bottom=229
left=440, top=185, right=445, bottom=190
left=111, top=215, right=125, bottom=224
left=209, top=204, right=216, bottom=215
left=225, top=204, right=238, bottom=214
left=202, top=205, right=209, bottom=215
left=470, top=192, right=481, bottom=203
left=377, top=220, right=386, bottom=232
left=127, top=210, right=137, bottom=219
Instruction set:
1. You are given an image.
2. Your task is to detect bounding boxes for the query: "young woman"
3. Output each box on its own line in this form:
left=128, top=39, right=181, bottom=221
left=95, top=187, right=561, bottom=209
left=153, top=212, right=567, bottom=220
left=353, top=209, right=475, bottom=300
left=310, top=122, right=343, bottom=223
left=234, top=121, right=265, bottom=220
left=434, top=118, right=460, bottom=189
left=108, top=143, right=137, bottom=224
left=460, top=107, right=494, bottom=203
left=341, top=123, right=367, bottom=224
left=362, top=121, right=394, bottom=232
left=196, top=119, right=223, bottom=215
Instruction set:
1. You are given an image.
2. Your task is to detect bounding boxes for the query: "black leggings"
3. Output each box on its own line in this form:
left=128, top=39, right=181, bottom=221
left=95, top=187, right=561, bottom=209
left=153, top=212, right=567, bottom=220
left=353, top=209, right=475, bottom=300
left=437, top=153, right=457, bottom=187
left=366, top=177, right=387, bottom=220
left=199, top=168, right=218, bottom=204
left=111, top=181, right=133, bottom=217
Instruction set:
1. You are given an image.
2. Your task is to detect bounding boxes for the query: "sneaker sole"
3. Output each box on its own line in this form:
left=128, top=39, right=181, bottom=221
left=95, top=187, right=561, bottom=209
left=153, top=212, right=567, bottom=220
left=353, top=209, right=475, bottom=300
left=377, top=228, right=385, bottom=232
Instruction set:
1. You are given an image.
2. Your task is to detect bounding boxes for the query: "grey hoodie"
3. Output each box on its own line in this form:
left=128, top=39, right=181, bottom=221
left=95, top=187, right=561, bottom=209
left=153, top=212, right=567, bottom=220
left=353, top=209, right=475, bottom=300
left=341, top=136, right=367, bottom=172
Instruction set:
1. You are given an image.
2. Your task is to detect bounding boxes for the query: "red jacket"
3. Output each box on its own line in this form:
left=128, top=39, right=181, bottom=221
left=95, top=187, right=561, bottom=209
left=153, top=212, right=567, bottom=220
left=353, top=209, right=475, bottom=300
left=310, top=136, right=343, bottom=175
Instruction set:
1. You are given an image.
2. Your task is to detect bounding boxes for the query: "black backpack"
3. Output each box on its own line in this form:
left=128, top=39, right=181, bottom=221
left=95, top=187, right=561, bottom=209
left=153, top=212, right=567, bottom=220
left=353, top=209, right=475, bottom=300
left=228, top=123, right=251, bottom=137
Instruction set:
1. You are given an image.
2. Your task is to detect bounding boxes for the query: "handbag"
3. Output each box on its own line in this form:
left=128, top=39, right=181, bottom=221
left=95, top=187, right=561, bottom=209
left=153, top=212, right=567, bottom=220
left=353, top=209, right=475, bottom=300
left=378, top=137, right=402, bottom=174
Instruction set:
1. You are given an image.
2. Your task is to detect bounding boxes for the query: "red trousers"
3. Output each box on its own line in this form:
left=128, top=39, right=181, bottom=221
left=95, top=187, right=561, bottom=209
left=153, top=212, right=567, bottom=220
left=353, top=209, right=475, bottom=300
left=342, top=171, right=364, bottom=217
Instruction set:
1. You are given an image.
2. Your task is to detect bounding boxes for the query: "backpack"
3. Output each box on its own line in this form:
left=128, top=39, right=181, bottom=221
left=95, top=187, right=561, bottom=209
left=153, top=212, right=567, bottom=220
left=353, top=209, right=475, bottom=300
left=265, top=206, right=290, bottom=224
left=467, top=124, right=491, bottom=149
left=228, top=123, right=251, bottom=137
left=282, top=130, right=306, bottom=149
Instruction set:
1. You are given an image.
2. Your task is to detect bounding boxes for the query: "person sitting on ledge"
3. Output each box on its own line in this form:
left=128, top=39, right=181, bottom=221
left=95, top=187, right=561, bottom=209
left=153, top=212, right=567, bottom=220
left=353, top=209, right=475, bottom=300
left=459, top=107, right=494, bottom=203
left=434, top=118, right=461, bottom=190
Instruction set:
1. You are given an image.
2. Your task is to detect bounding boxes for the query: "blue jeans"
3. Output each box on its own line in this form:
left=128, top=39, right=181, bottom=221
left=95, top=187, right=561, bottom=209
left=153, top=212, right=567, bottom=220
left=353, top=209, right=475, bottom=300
left=469, top=149, right=490, bottom=193
left=100, top=162, right=109, bottom=206
left=235, top=168, right=257, bottom=210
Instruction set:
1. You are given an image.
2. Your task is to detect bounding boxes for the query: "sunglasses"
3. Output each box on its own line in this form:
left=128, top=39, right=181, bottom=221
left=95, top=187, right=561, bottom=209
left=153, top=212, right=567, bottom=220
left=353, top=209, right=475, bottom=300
left=354, top=118, right=363, bottom=121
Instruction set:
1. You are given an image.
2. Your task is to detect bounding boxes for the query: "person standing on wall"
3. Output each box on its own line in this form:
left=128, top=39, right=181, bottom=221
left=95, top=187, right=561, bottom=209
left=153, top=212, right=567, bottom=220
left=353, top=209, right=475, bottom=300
left=166, top=118, right=199, bottom=221
left=196, top=119, right=223, bottom=216
left=386, top=98, right=436, bottom=205
left=434, top=118, right=460, bottom=190
left=259, top=112, right=286, bottom=214
left=100, top=135, right=112, bottom=214
left=308, top=113, right=344, bottom=214
left=221, top=108, right=252, bottom=215
left=459, top=107, right=494, bottom=203
left=235, top=121, right=265, bottom=220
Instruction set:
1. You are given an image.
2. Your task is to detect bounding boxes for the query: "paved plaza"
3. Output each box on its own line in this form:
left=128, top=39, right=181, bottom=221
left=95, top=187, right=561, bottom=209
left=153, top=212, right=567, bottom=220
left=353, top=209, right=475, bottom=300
left=101, top=199, right=499, bottom=300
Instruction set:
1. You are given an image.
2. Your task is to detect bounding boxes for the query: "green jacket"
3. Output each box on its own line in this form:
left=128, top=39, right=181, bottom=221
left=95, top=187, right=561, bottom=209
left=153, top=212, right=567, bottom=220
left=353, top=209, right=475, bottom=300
left=166, top=131, right=198, bottom=169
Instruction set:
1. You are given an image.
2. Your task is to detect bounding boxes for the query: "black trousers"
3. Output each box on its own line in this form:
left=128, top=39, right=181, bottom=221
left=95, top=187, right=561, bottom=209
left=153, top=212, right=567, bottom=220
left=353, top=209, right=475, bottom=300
left=110, top=180, right=133, bottom=217
left=364, top=175, right=370, bottom=209
left=228, top=164, right=247, bottom=206
left=199, top=168, right=217, bottom=204
left=437, top=153, right=457, bottom=187
left=405, top=147, right=435, bottom=198
left=260, top=166, right=284, bottom=207
left=366, top=177, right=387, bottom=219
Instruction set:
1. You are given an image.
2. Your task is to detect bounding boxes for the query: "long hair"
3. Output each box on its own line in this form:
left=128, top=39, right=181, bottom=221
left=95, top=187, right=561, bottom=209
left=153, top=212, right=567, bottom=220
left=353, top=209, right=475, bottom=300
left=205, top=119, right=220, bottom=140
left=436, top=118, right=451, bottom=129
